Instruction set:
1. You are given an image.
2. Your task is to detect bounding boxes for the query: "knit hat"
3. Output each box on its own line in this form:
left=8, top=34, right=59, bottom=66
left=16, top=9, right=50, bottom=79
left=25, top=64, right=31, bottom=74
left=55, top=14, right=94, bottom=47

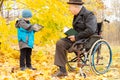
left=22, top=9, right=32, bottom=18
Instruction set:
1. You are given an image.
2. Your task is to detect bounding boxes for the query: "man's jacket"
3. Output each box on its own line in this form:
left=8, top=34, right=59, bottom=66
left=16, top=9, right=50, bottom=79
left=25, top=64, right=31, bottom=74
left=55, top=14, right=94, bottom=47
left=73, top=6, right=97, bottom=41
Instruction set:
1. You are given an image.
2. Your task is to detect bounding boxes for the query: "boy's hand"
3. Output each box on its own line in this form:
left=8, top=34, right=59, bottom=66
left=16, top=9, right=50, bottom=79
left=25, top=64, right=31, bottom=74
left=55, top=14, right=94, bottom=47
left=68, top=35, right=75, bottom=42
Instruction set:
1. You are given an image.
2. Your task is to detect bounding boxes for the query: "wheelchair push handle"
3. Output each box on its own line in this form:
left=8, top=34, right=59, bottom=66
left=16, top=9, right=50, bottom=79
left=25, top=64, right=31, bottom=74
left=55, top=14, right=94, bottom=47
left=103, top=19, right=110, bottom=23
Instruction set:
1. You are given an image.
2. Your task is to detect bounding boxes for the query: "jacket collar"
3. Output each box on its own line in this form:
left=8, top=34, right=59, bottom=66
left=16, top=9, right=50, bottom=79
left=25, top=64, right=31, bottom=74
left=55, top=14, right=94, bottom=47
left=78, top=6, right=86, bottom=16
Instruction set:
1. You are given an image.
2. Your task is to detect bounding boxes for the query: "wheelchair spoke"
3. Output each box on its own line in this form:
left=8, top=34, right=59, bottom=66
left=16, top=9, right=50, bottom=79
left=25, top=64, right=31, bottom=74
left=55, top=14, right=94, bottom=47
left=96, top=56, right=103, bottom=64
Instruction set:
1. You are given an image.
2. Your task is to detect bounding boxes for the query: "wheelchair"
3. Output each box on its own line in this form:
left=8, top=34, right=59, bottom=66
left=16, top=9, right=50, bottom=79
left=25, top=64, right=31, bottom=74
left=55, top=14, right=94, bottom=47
left=67, top=20, right=112, bottom=78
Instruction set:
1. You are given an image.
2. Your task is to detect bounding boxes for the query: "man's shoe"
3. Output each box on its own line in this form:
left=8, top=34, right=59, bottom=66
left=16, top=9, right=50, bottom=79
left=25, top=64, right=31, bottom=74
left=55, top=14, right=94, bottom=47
left=52, top=71, right=68, bottom=77
left=20, top=67, right=26, bottom=71
left=27, top=66, right=37, bottom=70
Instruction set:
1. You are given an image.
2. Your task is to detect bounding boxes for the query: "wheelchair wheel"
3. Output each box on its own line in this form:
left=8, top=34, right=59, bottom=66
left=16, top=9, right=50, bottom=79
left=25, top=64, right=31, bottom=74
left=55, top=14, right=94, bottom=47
left=89, top=39, right=112, bottom=74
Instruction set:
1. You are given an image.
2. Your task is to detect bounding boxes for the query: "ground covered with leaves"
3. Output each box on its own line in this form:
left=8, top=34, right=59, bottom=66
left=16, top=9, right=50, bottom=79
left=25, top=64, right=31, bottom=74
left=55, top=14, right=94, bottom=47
left=0, top=44, right=120, bottom=80
left=0, top=1, right=119, bottom=79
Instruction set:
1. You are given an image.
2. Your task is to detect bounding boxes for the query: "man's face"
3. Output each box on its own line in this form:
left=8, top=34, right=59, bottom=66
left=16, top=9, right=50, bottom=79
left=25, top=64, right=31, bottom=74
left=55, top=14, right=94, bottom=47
left=69, top=4, right=81, bottom=15
left=69, top=4, right=76, bottom=15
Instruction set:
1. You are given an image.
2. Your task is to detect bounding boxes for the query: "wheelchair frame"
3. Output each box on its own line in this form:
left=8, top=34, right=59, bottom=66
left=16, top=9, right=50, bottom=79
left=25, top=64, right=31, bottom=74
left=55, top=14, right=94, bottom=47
left=67, top=20, right=112, bottom=78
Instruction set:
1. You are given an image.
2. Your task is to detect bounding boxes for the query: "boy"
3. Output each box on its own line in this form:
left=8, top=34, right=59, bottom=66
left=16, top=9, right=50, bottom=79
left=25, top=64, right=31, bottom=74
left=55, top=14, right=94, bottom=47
left=15, top=9, right=37, bottom=71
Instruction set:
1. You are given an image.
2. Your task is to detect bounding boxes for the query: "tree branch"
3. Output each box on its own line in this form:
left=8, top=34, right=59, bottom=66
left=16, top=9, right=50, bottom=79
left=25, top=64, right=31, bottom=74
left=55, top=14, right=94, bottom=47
left=0, top=0, right=4, bottom=11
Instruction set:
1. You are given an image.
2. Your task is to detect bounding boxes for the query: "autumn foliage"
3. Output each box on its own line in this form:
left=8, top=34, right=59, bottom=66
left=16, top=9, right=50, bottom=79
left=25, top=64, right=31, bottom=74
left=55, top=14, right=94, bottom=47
left=0, top=0, right=120, bottom=80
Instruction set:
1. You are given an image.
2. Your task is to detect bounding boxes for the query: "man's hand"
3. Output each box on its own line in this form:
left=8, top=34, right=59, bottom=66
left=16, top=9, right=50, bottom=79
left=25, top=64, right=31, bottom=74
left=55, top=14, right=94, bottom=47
left=68, top=35, right=76, bottom=42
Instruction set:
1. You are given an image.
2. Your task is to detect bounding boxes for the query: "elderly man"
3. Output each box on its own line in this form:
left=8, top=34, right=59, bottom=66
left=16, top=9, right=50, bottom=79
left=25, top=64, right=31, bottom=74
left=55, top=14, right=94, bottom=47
left=54, top=0, right=97, bottom=77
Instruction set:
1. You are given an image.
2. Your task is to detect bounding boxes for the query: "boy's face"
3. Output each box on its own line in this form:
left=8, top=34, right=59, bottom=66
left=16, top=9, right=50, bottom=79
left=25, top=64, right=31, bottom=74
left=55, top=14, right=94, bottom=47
left=24, top=18, right=31, bottom=21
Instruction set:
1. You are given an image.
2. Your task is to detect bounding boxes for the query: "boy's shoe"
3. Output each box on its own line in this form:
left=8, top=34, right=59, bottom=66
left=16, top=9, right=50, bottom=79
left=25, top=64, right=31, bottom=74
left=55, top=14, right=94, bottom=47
left=52, top=71, right=68, bottom=77
left=20, top=67, right=26, bottom=71
left=27, top=66, right=37, bottom=70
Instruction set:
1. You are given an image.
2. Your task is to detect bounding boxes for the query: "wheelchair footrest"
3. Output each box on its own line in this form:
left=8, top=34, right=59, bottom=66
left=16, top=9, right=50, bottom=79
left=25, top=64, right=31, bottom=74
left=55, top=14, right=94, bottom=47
left=79, top=68, right=86, bottom=78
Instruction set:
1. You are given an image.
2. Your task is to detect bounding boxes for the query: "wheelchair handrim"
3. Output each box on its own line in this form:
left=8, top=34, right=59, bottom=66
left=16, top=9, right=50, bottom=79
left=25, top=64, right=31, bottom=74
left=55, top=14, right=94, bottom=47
left=90, top=39, right=112, bottom=74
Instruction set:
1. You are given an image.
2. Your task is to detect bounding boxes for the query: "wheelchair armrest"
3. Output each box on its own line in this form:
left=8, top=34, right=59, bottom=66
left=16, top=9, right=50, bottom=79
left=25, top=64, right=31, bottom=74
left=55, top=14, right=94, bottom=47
left=68, top=35, right=102, bottom=53
left=68, top=39, right=88, bottom=53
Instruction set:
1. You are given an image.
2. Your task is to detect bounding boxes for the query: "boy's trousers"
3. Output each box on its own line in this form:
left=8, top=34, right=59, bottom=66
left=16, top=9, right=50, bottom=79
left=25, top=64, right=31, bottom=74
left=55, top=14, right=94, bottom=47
left=20, top=48, right=32, bottom=68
